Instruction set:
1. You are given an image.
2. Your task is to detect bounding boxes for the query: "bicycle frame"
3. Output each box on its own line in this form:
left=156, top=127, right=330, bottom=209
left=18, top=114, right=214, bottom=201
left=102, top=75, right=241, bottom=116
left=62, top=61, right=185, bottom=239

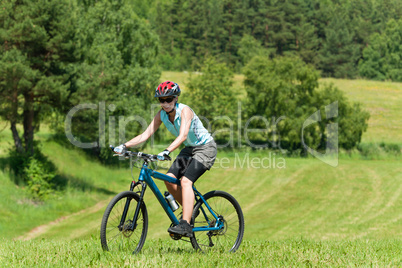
left=126, top=161, right=223, bottom=233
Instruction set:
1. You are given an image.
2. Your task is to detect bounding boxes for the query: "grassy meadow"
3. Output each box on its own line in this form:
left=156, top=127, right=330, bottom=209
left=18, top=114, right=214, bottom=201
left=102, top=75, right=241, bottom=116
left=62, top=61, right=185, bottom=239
left=320, top=78, right=402, bottom=144
left=0, top=74, right=401, bottom=266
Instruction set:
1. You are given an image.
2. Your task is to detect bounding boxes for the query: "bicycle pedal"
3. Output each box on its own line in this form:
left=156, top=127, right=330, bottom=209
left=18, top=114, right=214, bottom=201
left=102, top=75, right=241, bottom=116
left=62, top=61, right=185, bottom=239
left=169, top=232, right=182, bottom=240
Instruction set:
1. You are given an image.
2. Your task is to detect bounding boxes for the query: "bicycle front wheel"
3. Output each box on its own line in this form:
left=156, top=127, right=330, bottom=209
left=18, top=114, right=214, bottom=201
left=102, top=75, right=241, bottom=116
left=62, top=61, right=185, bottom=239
left=190, top=190, right=244, bottom=252
left=100, top=191, right=148, bottom=254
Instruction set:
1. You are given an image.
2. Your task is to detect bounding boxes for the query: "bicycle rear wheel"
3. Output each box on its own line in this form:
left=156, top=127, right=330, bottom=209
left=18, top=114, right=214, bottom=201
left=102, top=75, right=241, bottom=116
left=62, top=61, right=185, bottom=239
left=190, top=190, right=244, bottom=252
left=100, top=191, right=148, bottom=254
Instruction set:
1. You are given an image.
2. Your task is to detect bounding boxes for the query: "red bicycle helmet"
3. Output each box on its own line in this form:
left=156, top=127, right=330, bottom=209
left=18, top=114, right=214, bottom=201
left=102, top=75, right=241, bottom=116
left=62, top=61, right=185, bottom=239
left=155, top=81, right=181, bottom=97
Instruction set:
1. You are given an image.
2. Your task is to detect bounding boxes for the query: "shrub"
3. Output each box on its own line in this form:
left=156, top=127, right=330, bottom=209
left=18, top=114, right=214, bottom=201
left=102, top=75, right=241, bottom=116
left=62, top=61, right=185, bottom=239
left=9, top=148, right=56, bottom=200
left=243, top=56, right=370, bottom=153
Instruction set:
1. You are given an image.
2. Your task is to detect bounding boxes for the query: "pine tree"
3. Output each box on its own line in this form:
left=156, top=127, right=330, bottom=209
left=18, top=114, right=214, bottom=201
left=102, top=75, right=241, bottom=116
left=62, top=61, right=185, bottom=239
left=319, top=5, right=360, bottom=78
left=0, top=0, right=79, bottom=155
left=359, top=19, right=402, bottom=81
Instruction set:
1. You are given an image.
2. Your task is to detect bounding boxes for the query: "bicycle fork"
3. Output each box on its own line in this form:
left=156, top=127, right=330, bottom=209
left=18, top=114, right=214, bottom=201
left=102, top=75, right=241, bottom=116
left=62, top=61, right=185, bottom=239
left=119, top=181, right=147, bottom=232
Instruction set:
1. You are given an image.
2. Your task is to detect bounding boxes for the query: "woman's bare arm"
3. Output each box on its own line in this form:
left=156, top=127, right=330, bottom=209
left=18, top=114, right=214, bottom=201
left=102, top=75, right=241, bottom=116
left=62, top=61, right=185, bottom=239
left=166, top=106, right=193, bottom=152
left=124, top=110, right=163, bottom=148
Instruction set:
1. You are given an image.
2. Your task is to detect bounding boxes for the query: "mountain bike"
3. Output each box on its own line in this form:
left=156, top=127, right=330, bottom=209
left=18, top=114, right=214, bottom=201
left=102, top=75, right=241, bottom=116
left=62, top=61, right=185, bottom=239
left=100, top=146, right=244, bottom=254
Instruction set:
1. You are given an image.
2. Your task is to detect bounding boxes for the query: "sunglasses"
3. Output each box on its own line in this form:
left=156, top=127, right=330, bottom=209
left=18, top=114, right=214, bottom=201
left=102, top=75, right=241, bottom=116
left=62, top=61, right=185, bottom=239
left=159, top=97, right=175, bottom=103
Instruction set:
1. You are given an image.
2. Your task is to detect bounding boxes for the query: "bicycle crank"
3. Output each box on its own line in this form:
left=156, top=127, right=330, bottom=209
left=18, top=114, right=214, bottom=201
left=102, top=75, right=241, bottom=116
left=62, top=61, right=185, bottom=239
left=168, top=223, right=182, bottom=240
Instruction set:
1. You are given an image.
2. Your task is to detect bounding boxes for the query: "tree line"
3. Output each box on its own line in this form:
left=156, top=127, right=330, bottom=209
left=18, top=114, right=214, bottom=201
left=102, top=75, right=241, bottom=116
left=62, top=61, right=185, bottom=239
left=147, top=0, right=401, bottom=81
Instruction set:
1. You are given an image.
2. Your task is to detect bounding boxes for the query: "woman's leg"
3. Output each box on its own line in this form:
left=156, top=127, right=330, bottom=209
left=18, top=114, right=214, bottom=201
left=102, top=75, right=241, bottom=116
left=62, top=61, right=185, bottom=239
left=164, top=175, right=194, bottom=223
left=180, top=176, right=195, bottom=223
left=167, top=159, right=209, bottom=236
left=164, top=173, right=182, bottom=205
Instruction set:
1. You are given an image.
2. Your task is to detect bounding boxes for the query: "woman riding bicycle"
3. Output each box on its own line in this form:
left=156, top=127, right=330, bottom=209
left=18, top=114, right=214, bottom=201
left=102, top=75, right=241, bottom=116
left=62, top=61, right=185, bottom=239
left=114, top=81, right=217, bottom=237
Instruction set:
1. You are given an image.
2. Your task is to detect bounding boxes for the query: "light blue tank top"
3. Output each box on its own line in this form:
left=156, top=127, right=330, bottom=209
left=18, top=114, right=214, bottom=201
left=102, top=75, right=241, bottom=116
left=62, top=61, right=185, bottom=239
left=160, top=103, right=213, bottom=147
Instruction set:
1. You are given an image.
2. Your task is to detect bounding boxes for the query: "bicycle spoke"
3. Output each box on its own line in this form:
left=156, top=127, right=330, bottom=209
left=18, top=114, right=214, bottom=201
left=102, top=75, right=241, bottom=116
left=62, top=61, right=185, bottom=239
left=191, top=191, right=244, bottom=253
left=100, top=191, right=148, bottom=253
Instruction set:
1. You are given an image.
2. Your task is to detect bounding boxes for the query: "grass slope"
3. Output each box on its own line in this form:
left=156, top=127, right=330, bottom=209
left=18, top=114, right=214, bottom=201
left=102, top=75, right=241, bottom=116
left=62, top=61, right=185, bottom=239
left=320, top=78, right=402, bottom=144
left=19, top=151, right=402, bottom=242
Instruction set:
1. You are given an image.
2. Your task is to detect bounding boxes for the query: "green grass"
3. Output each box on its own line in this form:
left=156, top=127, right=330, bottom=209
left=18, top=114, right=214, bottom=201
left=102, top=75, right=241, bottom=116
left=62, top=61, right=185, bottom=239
left=160, top=71, right=193, bottom=91
left=320, top=78, right=402, bottom=144
left=0, top=128, right=128, bottom=239
left=160, top=71, right=245, bottom=96
left=0, top=238, right=400, bottom=267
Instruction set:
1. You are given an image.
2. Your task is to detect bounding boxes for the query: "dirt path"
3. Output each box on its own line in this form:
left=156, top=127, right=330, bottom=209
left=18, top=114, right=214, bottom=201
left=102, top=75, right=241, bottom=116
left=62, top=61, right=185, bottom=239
left=15, top=200, right=108, bottom=241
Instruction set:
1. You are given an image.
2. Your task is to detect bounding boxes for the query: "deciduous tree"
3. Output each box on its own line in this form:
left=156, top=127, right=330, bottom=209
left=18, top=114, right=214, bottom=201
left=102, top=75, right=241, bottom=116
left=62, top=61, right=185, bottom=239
left=243, top=56, right=369, bottom=153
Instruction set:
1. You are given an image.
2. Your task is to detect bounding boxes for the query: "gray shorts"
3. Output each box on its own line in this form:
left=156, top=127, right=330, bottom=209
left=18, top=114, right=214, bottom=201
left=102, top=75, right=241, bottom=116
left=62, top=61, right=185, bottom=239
left=167, top=141, right=217, bottom=183
left=177, top=141, right=217, bottom=170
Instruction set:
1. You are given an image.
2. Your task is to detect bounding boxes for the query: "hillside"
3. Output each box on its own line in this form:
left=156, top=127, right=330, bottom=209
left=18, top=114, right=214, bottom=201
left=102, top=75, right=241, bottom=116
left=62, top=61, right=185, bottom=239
left=2, top=141, right=400, bottom=243
left=0, top=76, right=401, bottom=244
left=320, top=78, right=402, bottom=144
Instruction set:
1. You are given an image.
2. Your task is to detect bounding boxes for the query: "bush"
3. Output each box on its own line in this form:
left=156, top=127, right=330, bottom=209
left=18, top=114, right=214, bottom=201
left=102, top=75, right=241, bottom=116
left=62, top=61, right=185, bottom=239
left=357, top=143, right=382, bottom=159
left=9, top=148, right=56, bottom=200
left=243, top=56, right=370, bottom=153
left=23, top=157, right=56, bottom=200
left=357, top=142, right=401, bottom=159
left=183, top=57, right=238, bottom=145
left=380, top=143, right=401, bottom=157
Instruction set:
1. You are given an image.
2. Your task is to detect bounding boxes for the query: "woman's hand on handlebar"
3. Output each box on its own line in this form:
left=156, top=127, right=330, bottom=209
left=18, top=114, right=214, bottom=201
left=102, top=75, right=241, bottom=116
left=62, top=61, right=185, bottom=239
left=157, top=149, right=171, bottom=161
left=113, top=144, right=126, bottom=154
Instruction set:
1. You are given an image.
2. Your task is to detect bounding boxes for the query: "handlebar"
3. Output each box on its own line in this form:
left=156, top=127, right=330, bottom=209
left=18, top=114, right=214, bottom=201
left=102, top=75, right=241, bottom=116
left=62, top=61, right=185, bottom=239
left=109, top=145, right=171, bottom=162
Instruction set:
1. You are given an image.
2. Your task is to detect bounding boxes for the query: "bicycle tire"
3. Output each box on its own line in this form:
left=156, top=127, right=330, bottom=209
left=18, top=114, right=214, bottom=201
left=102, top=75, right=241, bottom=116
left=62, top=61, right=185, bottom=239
left=100, top=191, right=148, bottom=254
left=190, top=190, right=244, bottom=252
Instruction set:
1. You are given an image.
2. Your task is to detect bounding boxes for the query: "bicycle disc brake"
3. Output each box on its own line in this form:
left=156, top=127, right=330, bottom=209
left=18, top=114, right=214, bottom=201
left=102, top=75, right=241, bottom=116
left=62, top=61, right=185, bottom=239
left=121, top=220, right=134, bottom=238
